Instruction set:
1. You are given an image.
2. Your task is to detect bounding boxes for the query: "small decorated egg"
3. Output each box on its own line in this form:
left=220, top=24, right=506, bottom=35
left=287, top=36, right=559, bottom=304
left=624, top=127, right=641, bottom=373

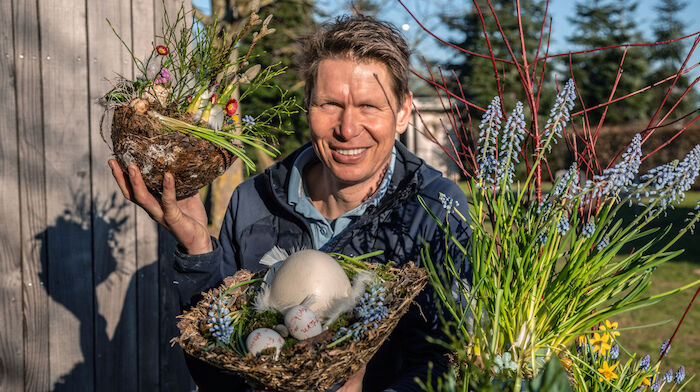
left=246, top=328, right=284, bottom=359
left=284, top=305, right=323, bottom=340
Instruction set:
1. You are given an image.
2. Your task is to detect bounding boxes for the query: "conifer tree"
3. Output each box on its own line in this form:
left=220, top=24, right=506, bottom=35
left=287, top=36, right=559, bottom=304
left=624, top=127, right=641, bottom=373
left=444, top=0, right=550, bottom=109
left=240, top=0, right=315, bottom=159
left=648, top=0, right=697, bottom=117
left=567, top=0, right=651, bottom=124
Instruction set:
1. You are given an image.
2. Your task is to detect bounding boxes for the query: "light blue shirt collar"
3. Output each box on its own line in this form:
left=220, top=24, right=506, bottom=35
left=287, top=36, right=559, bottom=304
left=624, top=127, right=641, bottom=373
left=287, top=145, right=396, bottom=249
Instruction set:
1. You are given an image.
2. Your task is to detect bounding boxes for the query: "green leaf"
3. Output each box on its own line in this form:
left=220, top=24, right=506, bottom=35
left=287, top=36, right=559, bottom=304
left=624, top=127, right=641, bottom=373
left=526, top=357, right=573, bottom=392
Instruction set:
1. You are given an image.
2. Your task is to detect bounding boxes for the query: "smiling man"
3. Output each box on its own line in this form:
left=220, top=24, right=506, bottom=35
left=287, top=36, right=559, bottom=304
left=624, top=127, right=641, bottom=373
left=109, top=16, right=471, bottom=392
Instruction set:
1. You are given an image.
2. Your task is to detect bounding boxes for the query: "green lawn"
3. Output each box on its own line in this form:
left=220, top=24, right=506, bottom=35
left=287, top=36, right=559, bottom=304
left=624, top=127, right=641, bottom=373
left=611, top=192, right=700, bottom=386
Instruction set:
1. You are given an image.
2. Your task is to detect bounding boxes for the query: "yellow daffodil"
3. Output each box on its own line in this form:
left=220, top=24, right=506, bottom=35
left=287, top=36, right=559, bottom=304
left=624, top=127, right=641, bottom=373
left=598, top=361, right=619, bottom=382
left=600, top=320, right=620, bottom=339
left=590, top=332, right=611, bottom=355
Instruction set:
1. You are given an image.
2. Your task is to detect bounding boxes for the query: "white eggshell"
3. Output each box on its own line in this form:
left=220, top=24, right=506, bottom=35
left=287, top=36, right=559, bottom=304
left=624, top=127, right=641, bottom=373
left=268, top=249, right=351, bottom=318
left=284, top=305, right=323, bottom=340
left=246, top=328, right=284, bottom=358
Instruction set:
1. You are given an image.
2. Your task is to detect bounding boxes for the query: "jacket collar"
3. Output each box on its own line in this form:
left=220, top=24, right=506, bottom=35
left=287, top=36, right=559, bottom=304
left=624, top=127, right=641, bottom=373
left=265, top=140, right=438, bottom=214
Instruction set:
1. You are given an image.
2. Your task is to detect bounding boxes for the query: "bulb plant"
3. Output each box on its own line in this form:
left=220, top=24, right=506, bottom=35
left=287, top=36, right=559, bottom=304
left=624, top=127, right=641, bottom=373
left=416, top=88, right=700, bottom=391
left=103, top=1, right=298, bottom=172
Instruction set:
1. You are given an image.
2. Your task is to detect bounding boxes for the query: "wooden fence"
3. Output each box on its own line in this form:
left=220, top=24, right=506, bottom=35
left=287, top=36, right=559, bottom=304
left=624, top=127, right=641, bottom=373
left=1, top=0, right=196, bottom=390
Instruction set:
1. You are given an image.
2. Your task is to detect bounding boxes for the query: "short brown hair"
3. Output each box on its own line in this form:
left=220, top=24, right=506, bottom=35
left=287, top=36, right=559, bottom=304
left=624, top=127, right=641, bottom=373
left=298, top=16, right=411, bottom=110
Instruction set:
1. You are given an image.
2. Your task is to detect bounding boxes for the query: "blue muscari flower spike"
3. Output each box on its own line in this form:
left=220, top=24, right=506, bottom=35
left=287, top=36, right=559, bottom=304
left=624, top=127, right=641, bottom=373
left=596, top=236, right=609, bottom=251
left=636, top=145, right=700, bottom=211
left=660, top=339, right=671, bottom=356
left=477, top=96, right=502, bottom=184
left=242, top=115, right=256, bottom=125
left=335, top=281, right=388, bottom=342
left=542, top=79, right=576, bottom=152
left=497, top=102, right=527, bottom=186
left=439, top=192, right=459, bottom=214
left=676, top=366, right=686, bottom=383
left=639, top=354, right=651, bottom=370
left=556, top=215, right=570, bottom=235
left=536, top=232, right=548, bottom=245
left=610, top=344, right=619, bottom=360
left=651, top=380, right=661, bottom=391
left=552, top=165, right=581, bottom=200
left=582, top=221, right=596, bottom=238
left=663, top=370, right=674, bottom=383
left=590, top=134, right=642, bottom=198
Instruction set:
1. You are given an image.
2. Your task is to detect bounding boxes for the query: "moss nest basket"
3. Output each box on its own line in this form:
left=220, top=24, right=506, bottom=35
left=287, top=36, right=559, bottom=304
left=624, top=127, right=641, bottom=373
left=110, top=102, right=236, bottom=200
left=175, top=262, right=428, bottom=391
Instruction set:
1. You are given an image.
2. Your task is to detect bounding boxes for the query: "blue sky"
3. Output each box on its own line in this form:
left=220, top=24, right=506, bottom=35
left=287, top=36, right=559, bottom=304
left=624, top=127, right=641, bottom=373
left=193, top=0, right=700, bottom=78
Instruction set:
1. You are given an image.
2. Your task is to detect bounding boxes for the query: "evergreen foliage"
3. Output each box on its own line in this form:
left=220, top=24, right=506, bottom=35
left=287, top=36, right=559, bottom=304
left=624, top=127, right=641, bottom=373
left=567, top=0, right=651, bottom=125
left=648, top=0, right=697, bottom=117
left=240, top=0, right=315, bottom=162
left=443, top=0, right=551, bottom=109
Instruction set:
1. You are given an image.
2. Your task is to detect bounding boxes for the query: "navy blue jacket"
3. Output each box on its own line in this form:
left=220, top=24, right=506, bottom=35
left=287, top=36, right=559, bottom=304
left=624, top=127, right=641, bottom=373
left=173, top=141, right=471, bottom=392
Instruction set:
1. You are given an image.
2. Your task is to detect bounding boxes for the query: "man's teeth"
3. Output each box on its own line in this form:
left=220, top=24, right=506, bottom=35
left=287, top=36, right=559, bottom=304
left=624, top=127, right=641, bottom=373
left=336, top=148, right=367, bottom=156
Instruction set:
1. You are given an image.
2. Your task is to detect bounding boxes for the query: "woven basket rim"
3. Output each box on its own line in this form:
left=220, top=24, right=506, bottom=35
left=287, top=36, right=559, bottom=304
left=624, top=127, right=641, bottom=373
left=175, top=261, right=428, bottom=391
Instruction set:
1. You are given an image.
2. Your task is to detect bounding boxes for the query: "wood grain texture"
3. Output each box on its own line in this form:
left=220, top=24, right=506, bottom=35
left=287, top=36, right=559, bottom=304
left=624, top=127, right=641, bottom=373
left=14, top=0, right=50, bottom=388
left=86, top=0, right=140, bottom=390
left=0, top=0, right=23, bottom=390
left=37, top=0, right=95, bottom=389
left=131, top=1, right=160, bottom=390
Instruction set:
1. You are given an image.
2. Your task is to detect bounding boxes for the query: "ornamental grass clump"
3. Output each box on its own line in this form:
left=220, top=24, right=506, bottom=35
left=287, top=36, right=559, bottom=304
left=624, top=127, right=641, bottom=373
left=102, top=2, right=298, bottom=199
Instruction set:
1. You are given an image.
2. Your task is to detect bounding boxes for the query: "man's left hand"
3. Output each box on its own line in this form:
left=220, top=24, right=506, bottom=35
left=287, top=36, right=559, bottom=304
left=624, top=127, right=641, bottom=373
left=337, top=366, right=365, bottom=392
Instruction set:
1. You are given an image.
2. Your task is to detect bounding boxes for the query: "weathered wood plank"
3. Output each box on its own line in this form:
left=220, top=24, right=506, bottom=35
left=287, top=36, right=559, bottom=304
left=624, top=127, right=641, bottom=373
left=13, top=0, right=50, bottom=388
left=86, top=0, right=139, bottom=390
left=37, top=0, right=95, bottom=390
left=0, top=0, right=23, bottom=390
left=130, top=0, right=161, bottom=390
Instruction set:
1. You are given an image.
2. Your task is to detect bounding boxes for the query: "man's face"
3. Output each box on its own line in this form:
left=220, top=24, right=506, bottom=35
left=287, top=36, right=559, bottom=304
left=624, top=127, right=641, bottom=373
left=308, top=58, right=412, bottom=187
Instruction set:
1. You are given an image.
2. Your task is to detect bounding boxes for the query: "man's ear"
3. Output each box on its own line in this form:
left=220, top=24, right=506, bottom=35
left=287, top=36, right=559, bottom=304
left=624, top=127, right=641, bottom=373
left=395, top=92, right=413, bottom=135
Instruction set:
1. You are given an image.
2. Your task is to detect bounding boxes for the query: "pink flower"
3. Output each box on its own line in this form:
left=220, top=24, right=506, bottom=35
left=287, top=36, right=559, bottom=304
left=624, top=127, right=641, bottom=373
left=209, top=93, right=217, bottom=104
left=154, top=68, right=170, bottom=85
left=225, top=99, right=238, bottom=115
left=155, top=45, right=169, bottom=55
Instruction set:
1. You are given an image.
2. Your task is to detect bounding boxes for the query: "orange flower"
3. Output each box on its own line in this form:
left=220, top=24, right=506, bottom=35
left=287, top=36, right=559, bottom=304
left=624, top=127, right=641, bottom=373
left=155, top=45, right=169, bottom=55
left=560, top=357, right=572, bottom=371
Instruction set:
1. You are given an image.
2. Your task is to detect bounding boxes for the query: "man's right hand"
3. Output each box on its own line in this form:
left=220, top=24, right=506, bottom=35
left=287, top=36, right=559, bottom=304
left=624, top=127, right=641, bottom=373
left=109, top=159, right=213, bottom=255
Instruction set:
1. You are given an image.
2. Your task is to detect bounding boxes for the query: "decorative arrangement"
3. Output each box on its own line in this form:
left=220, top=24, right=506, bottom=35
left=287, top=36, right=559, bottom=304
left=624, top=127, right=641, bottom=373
left=390, top=0, right=700, bottom=389
left=416, top=88, right=699, bottom=391
left=175, top=250, right=428, bottom=391
left=102, top=2, right=298, bottom=199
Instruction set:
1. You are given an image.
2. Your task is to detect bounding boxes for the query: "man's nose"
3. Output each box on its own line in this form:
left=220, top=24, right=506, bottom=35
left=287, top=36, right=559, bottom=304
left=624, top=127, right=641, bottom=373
left=337, top=107, right=361, bottom=140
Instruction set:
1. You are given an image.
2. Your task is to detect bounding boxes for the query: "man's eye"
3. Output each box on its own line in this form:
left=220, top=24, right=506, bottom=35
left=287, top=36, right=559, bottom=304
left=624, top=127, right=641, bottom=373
left=362, top=104, right=376, bottom=109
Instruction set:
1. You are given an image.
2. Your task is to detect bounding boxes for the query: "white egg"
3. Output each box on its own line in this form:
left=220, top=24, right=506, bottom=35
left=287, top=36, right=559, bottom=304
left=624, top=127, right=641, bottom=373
left=246, top=328, right=284, bottom=359
left=284, top=305, right=323, bottom=340
left=268, top=249, right=351, bottom=318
